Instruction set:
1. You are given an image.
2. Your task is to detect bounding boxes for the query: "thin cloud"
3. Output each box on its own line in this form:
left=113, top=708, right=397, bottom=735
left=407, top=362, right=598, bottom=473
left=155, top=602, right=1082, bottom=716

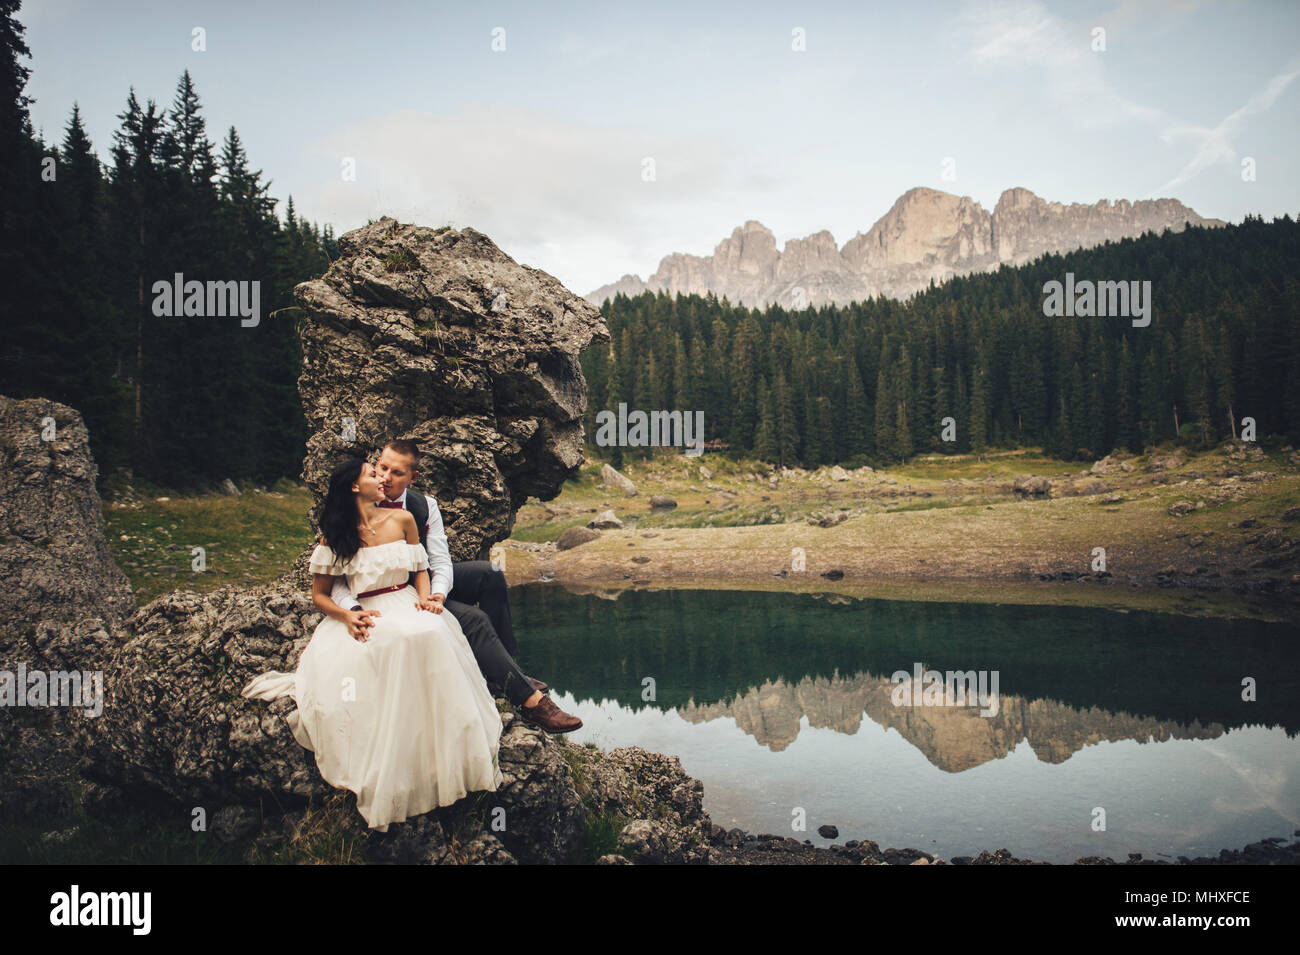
left=958, top=0, right=1296, bottom=197
left=1156, top=56, right=1300, bottom=193
left=960, top=0, right=1177, bottom=130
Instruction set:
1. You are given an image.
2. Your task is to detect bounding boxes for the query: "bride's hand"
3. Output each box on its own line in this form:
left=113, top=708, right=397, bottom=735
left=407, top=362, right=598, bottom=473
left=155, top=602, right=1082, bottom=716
left=416, top=595, right=444, bottom=614
left=344, top=608, right=381, bottom=641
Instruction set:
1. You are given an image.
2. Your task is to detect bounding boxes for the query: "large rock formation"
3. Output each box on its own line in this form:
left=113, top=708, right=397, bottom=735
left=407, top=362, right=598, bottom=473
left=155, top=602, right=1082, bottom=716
left=295, top=217, right=609, bottom=559
left=71, top=579, right=712, bottom=864
left=0, top=397, right=134, bottom=654
left=0, top=396, right=134, bottom=825
left=585, top=186, right=1224, bottom=308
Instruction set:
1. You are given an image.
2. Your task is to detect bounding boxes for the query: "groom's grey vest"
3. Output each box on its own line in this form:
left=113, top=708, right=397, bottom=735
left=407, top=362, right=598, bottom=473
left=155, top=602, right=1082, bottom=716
left=404, top=490, right=430, bottom=550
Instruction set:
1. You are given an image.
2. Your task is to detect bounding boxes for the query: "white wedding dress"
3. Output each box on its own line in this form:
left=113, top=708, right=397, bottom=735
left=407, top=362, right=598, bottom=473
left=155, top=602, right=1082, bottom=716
left=242, top=540, right=503, bottom=831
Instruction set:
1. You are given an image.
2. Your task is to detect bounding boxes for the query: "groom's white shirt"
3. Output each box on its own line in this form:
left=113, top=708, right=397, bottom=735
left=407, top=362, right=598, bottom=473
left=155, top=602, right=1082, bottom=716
left=330, top=488, right=454, bottom=610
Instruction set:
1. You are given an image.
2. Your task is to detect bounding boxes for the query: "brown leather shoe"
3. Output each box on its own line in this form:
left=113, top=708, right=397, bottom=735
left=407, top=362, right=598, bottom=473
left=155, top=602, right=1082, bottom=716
left=527, top=676, right=549, bottom=694
left=517, top=695, right=582, bottom=733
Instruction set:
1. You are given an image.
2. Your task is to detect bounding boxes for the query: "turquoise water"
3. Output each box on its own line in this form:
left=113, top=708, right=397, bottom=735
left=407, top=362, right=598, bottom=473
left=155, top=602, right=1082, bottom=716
left=513, top=586, right=1300, bottom=863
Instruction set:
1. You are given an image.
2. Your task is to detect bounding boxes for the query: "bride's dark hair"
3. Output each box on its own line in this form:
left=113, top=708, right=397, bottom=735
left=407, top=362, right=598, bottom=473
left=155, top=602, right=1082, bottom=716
left=319, top=457, right=366, bottom=562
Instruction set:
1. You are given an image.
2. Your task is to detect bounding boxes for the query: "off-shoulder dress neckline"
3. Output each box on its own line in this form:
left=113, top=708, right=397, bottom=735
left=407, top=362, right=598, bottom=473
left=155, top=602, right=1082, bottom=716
left=357, top=538, right=411, bottom=551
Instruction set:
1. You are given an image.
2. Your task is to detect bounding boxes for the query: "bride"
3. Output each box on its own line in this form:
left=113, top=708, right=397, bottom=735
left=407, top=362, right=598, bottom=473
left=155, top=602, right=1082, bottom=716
left=242, top=457, right=502, bottom=831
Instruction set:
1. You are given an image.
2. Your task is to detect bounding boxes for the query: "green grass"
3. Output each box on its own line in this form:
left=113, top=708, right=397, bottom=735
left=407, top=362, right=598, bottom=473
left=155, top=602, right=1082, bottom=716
left=571, top=807, right=630, bottom=862
left=382, top=248, right=417, bottom=272
left=104, top=481, right=314, bottom=603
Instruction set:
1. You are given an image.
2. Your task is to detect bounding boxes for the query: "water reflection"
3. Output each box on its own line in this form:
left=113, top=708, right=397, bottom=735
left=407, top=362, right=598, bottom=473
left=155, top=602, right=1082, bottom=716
left=676, top=672, right=1227, bottom=767
left=514, top=586, right=1300, bottom=862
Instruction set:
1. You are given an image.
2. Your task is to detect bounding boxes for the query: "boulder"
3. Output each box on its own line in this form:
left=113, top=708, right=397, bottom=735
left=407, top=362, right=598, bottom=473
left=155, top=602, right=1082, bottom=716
left=365, top=815, right=519, bottom=865
left=76, top=586, right=330, bottom=806
left=0, top=397, right=134, bottom=654
left=556, top=526, right=600, bottom=550
left=618, top=819, right=673, bottom=863
left=488, top=714, right=586, bottom=863
left=360, top=737, right=713, bottom=865
left=829, top=466, right=851, bottom=482
left=601, top=463, right=637, bottom=497
left=649, top=495, right=677, bottom=509
left=588, top=509, right=624, bottom=530
left=294, top=217, right=609, bottom=562
left=566, top=745, right=712, bottom=864
left=808, top=510, right=849, bottom=528
left=70, top=576, right=593, bottom=861
left=0, top=397, right=136, bottom=825
left=1012, top=475, right=1051, bottom=497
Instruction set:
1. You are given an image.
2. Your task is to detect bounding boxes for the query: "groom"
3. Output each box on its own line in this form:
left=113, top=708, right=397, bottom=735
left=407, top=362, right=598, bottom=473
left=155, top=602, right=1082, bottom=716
left=330, top=439, right=582, bottom=734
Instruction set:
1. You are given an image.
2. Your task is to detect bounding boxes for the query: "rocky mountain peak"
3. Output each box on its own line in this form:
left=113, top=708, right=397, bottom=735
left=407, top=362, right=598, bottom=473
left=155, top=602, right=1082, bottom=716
left=586, top=186, right=1225, bottom=309
left=713, top=220, right=778, bottom=278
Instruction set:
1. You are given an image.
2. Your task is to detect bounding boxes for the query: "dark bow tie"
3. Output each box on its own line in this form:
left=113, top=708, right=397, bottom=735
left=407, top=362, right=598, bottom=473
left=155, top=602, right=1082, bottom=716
left=378, top=500, right=404, bottom=509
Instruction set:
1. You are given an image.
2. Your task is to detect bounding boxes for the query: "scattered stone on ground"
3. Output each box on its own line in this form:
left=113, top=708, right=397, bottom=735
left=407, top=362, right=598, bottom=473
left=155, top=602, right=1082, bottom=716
left=601, top=463, right=638, bottom=497
left=556, top=526, right=601, bottom=550
left=588, top=510, right=623, bottom=530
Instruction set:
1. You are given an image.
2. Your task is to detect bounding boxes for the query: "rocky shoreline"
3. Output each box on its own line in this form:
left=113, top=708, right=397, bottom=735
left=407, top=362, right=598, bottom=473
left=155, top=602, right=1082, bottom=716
left=704, top=834, right=1300, bottom=866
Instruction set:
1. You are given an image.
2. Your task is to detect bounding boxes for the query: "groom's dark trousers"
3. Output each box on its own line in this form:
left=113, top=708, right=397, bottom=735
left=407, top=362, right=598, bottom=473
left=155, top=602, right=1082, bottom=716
left=442, top=560, right=533, bottom=706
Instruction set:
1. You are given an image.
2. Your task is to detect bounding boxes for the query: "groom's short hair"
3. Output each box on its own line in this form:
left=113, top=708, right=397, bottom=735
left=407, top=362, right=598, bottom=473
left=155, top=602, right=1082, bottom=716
left=384, top=439, right=419, bottom=470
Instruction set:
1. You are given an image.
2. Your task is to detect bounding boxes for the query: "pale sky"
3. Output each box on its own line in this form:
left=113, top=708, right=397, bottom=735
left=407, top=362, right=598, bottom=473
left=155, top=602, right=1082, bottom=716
left=20, top=0, right=1300, bottom=296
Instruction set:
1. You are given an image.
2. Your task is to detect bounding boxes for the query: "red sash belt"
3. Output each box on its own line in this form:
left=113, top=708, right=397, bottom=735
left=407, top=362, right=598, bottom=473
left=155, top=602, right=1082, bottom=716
left=357, top=584, right=406, bottom=598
